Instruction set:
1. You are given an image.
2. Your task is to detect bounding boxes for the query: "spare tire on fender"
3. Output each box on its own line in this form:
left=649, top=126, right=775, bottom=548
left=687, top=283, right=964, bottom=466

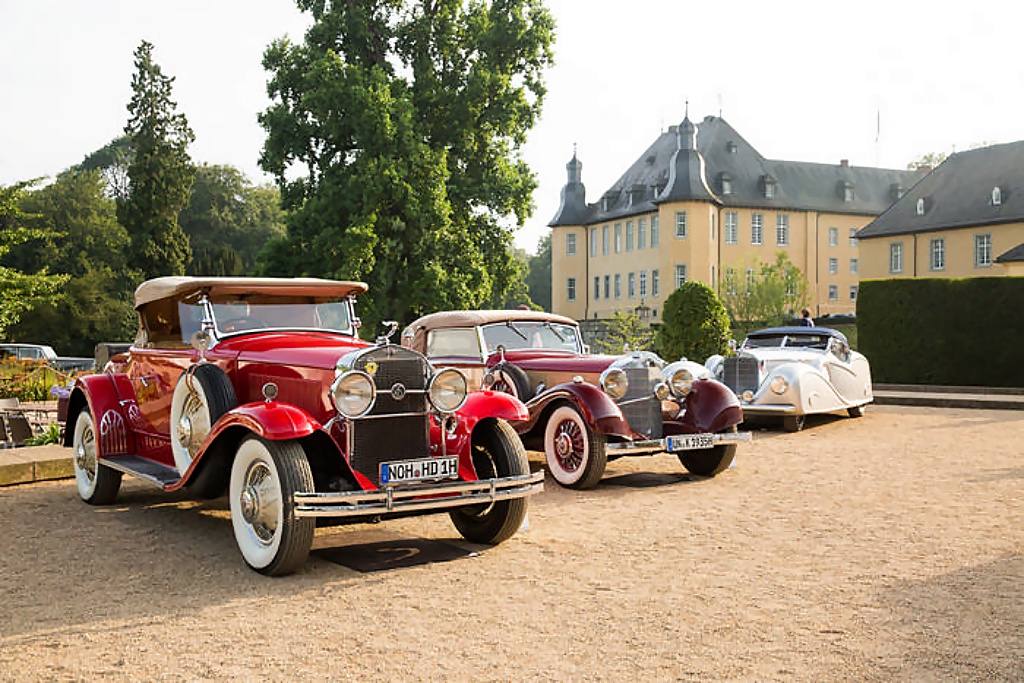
left=169, top=364, right=237, bottom=475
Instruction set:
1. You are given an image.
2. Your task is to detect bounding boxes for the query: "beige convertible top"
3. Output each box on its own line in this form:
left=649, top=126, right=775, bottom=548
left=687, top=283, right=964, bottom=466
left=404, top=309, right=578, bottom=352
left=134, top=276, right=368, bottom=309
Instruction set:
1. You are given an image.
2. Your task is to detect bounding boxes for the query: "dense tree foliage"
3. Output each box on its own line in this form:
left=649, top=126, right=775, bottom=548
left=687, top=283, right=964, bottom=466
left=118, top=40, right=196, bottom=280
left=719, top=252, right=809, bottom=326
left=259, top=0, right=554, bottom=331
left=592, top=310, right=654, bottom=354
left=524, top=232, right=551, bottom=311
left=0, top=182, right=71, bottom=339
left=656, top=280, right=730, bottom=363
left=180, top=164, right=286, bottom=276
left=79, top=136, right=132, bottom=201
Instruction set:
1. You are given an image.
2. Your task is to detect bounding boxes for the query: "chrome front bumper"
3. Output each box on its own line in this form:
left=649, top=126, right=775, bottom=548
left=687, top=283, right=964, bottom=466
left=607, top=430, right=752, bottom=454
left=737, top=403, right=799, bottom=416
left=293, top=470, right=544, bottom=518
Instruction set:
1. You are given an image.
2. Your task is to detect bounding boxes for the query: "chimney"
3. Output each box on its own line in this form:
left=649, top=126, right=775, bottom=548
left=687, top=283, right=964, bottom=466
left=916, top=165, right=932, bottom=174
left=840, top=159, right=849, bottom=167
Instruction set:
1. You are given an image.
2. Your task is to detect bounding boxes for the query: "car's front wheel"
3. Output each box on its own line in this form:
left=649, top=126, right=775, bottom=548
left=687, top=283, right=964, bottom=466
left=229, top=436, right=315, bottom=576
left=783, top=414, right=806, bottom=432
left=678, top=444, right=737, bottom=477
left=848, top=404, right=866, bottom=418
left=543, top=405, right=607, bottom=489
left=72, top=409, right=122, bottom=505
left=450, top=419, right=530, bottom=545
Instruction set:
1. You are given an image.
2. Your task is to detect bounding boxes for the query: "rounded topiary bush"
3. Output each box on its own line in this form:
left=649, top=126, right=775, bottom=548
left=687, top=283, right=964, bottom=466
left=655, top=281, right=731, bottom=363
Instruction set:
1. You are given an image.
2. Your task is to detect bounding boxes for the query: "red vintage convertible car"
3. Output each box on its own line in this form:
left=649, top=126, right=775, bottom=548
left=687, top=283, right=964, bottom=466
left=403, top=310, right=750, bottom=489
left=66, top=277, right=543, bottom=575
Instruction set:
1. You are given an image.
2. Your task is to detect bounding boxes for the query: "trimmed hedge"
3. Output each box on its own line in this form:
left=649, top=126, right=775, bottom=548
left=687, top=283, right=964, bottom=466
left=857, top=278, right=1024, bottom=387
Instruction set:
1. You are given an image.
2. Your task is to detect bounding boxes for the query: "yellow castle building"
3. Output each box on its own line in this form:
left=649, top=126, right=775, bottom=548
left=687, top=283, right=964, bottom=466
left=549, top=112, right=921, bottom=322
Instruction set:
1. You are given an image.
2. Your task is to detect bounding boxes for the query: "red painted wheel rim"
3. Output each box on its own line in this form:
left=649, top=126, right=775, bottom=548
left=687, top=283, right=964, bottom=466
left=553, top=418, right=584, bottom=473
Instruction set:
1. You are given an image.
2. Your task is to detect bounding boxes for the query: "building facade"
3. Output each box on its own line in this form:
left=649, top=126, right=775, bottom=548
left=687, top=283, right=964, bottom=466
left=549, top=113, right=921, bottom=322
left=856, top=141, right=1024, bottom=280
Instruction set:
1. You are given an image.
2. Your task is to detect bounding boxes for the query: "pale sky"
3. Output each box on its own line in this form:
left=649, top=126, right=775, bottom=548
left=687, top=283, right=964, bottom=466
left=3, top=1, right=1023, bottom=254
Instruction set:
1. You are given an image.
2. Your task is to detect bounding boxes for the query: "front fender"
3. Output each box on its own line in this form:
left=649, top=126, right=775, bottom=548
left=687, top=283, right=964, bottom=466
left=522, top=381, right=632, bottom=439
left=203, top=401, right=323, bottom=445
left=676, top=378, right=743, bottom=434
left=460, top=390, right=529, bottom=426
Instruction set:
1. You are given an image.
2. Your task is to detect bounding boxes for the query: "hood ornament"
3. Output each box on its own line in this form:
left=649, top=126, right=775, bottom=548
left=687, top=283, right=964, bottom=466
left=376, top=320, right=399, bottom=345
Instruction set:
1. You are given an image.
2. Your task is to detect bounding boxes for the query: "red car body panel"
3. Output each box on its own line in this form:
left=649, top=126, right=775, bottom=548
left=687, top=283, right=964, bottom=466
left=517, top=382, right=632, bottom=439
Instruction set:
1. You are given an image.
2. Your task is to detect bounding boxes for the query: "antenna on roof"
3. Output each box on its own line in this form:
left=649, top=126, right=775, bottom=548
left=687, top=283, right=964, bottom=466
left=717, top=94, right=722, bottom=118
left=684, top=98, right=689, bottom=119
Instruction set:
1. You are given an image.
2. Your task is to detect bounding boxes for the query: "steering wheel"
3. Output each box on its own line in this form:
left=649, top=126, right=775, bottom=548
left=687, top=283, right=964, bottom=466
left=220, top=316, right=266, bottom=333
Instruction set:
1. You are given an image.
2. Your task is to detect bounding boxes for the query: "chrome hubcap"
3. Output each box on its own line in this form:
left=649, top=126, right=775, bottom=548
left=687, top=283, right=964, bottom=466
left=176, top=413, right=192, bottom=447
left=553, top=420, right=583, bottom=472
left=240, top=461, right=279, bottom=545
left=75, top=423, right=97, bottom=480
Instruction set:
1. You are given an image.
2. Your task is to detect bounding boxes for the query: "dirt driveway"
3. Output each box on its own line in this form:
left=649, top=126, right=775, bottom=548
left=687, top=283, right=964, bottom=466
left=1, top=405, right=1022, bottom=682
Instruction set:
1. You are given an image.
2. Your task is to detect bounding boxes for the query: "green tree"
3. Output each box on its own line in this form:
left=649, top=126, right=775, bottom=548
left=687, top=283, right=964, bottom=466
left=720, top=252, right=810, bottom=327
left=593, top=309, right=654, bottom=354
left=258, top=0, right=554, bottom=331
left=180, top=164, right=286, bottom=276
left=79, top=136, right=132, bottom=201
left=656, top=280, right=730, bottom=363
left=0, top=181, right=70, bottom=338
left=118, top=40, right=196, bottom=280
left=525, top=232, right=551, bottom=311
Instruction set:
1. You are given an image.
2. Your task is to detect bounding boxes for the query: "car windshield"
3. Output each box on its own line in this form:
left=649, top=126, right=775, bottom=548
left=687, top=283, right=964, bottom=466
left=480, top=321, right=582, bottom=355
left=744, top=333, right=831, bottom=350
left=178, top=296, right=355, bottom=340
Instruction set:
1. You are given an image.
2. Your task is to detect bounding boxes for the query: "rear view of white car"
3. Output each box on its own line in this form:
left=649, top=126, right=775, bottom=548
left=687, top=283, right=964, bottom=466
left=705, top=327, right=872, bottom=432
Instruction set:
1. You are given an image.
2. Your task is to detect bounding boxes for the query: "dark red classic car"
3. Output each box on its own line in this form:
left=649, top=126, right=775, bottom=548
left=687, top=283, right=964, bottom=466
left=403, top=310, right=750, bottom=489
left=66, top=277, right=542, bottom=575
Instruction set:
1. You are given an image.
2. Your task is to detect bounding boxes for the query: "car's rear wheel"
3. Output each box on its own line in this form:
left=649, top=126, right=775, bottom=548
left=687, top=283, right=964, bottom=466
left=72, top=409, right=122, bottom=505
left=783, top=415, right=806, bottom=432
left=678, top=444, right=737, bottom=477
left=229, top=436, right=315, bottom=576
left=450, top=419, right=529, bottom=545
left=543, top=405, right=607, bottom=489
left=170, top=364, right=237, bottom=475
left=848, top=404, right=866, bottom=418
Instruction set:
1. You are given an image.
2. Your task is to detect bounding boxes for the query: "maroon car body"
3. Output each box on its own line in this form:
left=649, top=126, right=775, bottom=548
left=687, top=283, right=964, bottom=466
left=403, top=310, right=750, bottom=489
left=66, top=277, right=542, bottom=575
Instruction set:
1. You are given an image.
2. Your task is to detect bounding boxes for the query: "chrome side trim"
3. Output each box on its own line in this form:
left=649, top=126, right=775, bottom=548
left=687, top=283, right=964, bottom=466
left=606, top=430, right=753, bottom=453
left=293, top=470, right=544, bottom=518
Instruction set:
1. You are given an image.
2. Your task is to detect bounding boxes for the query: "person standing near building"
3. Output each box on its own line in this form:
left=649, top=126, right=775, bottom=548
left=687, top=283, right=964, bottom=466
left=798, top=308, right=814, bottom=327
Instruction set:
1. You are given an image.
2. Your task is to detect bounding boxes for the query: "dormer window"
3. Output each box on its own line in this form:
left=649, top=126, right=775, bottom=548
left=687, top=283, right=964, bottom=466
left=992, top=186, right=1002, bottom=206
left=726, top=141, right=738, bottom=154
left=890, top=183, right=905, bottom=201
left=718, top=172, right=733, bottom=195
left=916, top=198, right=925, bottom=216
left=601, top=196, right=610, bottom=212
left=838, top=180, right=854, bottom=202
left=761, top=175, right=777, bottom=199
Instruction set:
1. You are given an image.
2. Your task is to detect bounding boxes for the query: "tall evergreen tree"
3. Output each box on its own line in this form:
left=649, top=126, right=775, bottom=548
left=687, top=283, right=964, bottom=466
left=259, top=0, right=554, bottom=331
left=118, top=40, right=196, bottom=280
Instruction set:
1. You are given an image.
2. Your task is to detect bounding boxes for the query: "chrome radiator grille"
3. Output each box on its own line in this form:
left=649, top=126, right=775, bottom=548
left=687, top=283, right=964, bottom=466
left=722, top=356, right=760, bottom=396
left=617, top=367, right=662, bottom=439
left=350, top=347, right=431, bottom=487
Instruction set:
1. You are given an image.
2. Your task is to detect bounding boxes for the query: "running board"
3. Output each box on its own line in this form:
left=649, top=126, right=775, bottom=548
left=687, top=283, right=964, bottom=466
left=102, top=455, right=181, bottom=489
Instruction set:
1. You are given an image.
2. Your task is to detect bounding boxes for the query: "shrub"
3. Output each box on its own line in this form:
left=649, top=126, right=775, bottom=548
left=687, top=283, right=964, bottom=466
left=655, top=281, right=731, bottom=363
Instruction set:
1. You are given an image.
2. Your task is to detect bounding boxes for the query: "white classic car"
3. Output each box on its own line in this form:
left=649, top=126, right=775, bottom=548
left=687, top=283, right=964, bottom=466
left=705, top=326, right=872, bottom=432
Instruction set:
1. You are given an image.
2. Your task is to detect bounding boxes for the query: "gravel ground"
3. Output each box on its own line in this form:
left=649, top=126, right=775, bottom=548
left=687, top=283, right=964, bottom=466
left=1, top=405, right=1022, bottom=682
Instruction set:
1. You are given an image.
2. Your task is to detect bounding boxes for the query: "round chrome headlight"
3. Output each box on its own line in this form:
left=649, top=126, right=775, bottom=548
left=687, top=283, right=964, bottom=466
left=600, top=367, right=628, bottom=400
left=770, top=375, right=788, bottom=395
left=428, top=368, right=468, bottom=413
left=331, top=371, right=376, bottom=418
left=669, top=368, right=694, bottom=397
left=654, top=382, right=670, bottom=401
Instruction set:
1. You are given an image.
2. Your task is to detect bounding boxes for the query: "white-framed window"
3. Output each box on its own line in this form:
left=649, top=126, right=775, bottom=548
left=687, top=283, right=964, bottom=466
left=724, top=267, right=737, bottom=295
left=724, top=211, right=738, bottom=244
left=675, top=211, right=687, bottom=238
left=776, top=214, right=789, bottom=246
left=626, top=220, right=634, bottom=251
left=604, top=275, right=610, bottom=299
left=850, top=258, right=859, bottom=274
left=628, top=272, right=635, bottom=298
left=567, top=277, right=576, bottom=301
left=566, top=233, right=576, bottom=255
left=594, top=276, right=600, bottom=300
left=602, top=225, right=609, bottom=255
left=745, top=268, right=755, bottom=292
left=849, top=285, right=858, bottom=301
left=614, top=223, right=622, bottom=252
left=828, top=285, right=838, bottom=301
left=638, top=218, right=647, bottom=249
left=652, top=269, right=660, bottom=297
left=844, top=186, right=854, bottom=202
left=849, top=227, right=858, bottom=247
left=889, top=241, right=903, bottom=273
left=751, top=213, right=763, bottom=245
left=614, top=273, right=621, bottom=298
left=651, top=215, right=660, bottom=247
left=975, top=233, right=992, bottom=267
left=674, top=264, right=687, bottom=288
left=916, top=198, right=925, bottom=216
left=590, top=227, right=598, bottom=257
left=639, top=270, right=648, bottom=297
left=828, top=257, right=838, bottom=274
left=930, top=237, right=945, bottom=271
left=993, top=186, right=1002, bottom=206
left=829, top=226, right=839, bottom=247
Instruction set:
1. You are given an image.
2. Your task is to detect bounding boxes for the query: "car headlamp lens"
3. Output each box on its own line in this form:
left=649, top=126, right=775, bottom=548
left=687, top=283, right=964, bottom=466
left=600, top=368, right=628, bottom=400
left=331, top=371, right=376, bottom=418
left=428, top=368, right=468, bottom=413
left=654, top=382, right=670, bottom=401
left=670, top=368, right=694, bottom=397
left=770, top=375, right=788, bottom=395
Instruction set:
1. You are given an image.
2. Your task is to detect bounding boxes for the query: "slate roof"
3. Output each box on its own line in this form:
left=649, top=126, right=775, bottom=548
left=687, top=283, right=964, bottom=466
left=550, top=115, right=921, bottom=227
left=857, top=141, right=1024, bottom=239
left=995, top=242, right=1024, bottom=263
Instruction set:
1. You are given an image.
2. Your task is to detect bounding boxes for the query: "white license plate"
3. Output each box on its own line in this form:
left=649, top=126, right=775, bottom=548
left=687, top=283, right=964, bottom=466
left=380, top=456, right=459, bottom=485
left=666, top=433, right=715, bottom=451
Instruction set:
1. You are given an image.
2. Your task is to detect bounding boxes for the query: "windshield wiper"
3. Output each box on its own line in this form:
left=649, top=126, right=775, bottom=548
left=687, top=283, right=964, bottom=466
left=505, top=321, right=528, bottom=340
left=543, top=321, right=567, bottom=342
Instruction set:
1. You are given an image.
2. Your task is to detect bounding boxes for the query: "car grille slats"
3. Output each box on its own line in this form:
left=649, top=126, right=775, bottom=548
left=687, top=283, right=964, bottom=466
left=349, top=348, right=431, bottom=487
left=618, top=367, right=662, bottom=439
left=723, top=356, right=760, bottom=395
